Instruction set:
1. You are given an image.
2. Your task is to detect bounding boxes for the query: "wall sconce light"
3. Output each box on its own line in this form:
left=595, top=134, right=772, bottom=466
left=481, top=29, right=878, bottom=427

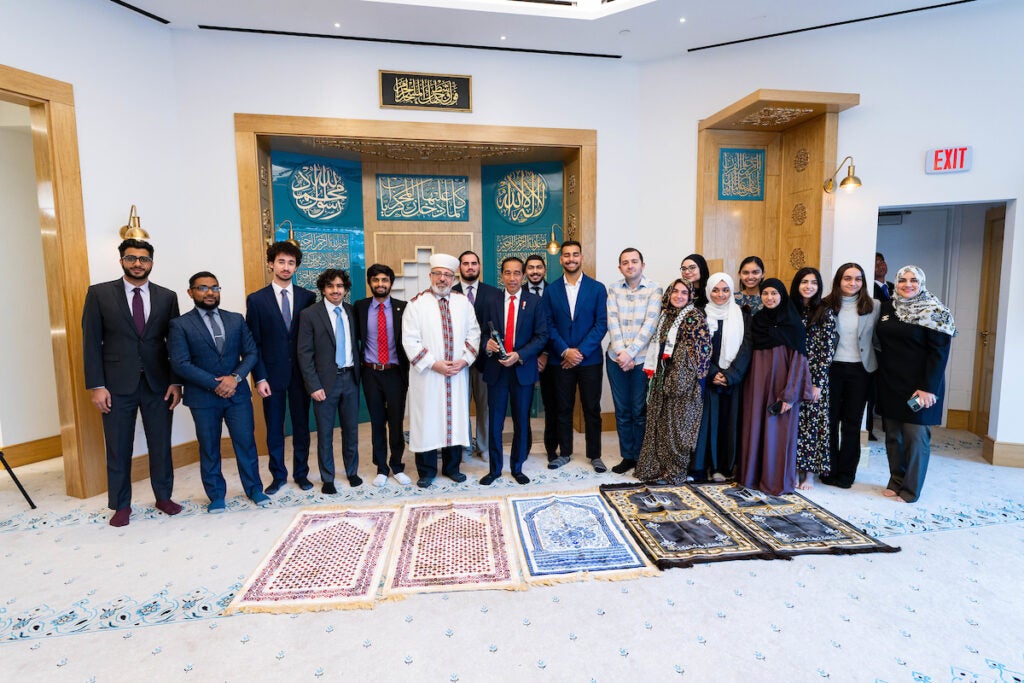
left=545, top=223, right=563, bottom=255
left=118, top=204, right=150, bottom=240
left=824, top=156, right=862, bottom=193
left=268, top=220, right=301, bottom=248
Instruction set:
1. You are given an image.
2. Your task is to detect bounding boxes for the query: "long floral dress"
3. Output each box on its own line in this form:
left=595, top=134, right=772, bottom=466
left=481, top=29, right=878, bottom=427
left=734, top=292, right=763, bottom=315
left=636, top=308, right=712, bottom=484
left=796, top=308, right=838, bottom=475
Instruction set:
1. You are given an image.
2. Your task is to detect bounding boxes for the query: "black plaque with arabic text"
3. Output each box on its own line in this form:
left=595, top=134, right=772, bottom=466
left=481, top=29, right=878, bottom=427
left=379, top=70, right=472, bottom=112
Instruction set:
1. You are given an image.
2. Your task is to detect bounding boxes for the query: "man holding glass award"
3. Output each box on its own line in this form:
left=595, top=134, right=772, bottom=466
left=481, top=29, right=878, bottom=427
left=478, top=257, right=548, bottom=485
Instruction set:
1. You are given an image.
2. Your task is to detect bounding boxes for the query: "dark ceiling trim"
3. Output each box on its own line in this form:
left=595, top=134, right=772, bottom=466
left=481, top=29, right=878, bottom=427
left=197, top=25, right=621, bottom=59
left=108, top=0, right=170, bottom=25
left=688, top=0, right=975, bottom=52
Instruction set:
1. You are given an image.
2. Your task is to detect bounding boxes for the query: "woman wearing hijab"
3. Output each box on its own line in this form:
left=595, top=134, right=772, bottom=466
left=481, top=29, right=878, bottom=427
left=680, top=253, right=710, bottom=310
left=734, top=255, right=766, bottom=314
left=875, top=266, right=955, bottom=503
left=635, top=280, right=711, bottom=484
left=819, top=262, right=879, bottom=490
left=790, top=267, right=839, bottom=490
left=739, top=278, right=815, bottom=496
left=692, top=272, right=752, bottom=482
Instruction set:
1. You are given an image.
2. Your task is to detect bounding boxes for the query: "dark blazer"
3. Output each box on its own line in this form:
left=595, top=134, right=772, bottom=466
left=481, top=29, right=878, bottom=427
left=82, top=278, right=180, bottom=394
left=873, top=281, right=895, bottom=302
left=297, top=301, right=360, bottom=395
left=453, top=280, right=501, bottom=367
left=354, top=296, right=409, bottom=381
left=245, top=284, right=316, bottom=390
left=480, top=289, right=548, bottom=386
left=543, top=274, right=608, bottom=366
left=875, top=300, right=952, bottom=425
left=167, top=308, right=257, bottom=409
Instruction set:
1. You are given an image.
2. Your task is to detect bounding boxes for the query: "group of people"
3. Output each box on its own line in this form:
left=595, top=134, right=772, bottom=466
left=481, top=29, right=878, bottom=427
left=83, top=237, right=955, bottom=527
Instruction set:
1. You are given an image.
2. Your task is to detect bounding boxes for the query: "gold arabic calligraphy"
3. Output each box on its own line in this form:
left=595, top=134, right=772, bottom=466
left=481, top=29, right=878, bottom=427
left=719, top=151, right=764, bottom=199
left=377, top=175, right=468, bottom=220
left=393, top=77, right=460, bottom=107
left=494, top=170, right=548, bottom=225
left=290, top=163, right=348, bottom=221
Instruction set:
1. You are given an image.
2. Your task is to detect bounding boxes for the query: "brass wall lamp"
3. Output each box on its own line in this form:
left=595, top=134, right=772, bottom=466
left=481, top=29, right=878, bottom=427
left=268, top=219, right=301, bottom=248
left=119, top=204, right=150, bottom=239
left=824, top=156, right=862, bottom=193
left=546, top=223, right=563, bottom=255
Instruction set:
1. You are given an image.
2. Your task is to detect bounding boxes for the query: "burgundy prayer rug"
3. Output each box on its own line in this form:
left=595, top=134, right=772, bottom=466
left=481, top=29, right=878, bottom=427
left=225, top=507, right=399, bottom=613
left=382, top=499, right=523, bottom=596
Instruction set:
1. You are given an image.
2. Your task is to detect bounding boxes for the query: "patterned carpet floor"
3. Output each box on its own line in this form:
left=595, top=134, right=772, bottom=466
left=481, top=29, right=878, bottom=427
left=2, top=423, right=1023, bottom=681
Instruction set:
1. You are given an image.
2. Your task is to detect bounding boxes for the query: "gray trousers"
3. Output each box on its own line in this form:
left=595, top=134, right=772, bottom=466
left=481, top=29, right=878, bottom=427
left=468, top=365, right=489, bottom=456
left=883, top=418, right=931, bottom=502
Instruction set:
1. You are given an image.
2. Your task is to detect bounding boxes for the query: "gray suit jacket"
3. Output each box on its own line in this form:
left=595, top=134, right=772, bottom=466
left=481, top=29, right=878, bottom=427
left=856, top=304, right=881, bottom=372
left=297, top=301, right=360, bottom=395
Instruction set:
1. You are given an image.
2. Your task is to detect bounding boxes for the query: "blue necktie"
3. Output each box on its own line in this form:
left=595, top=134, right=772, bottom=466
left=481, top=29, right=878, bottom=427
left=334, top=306, right=347, bottom=367
left=281, top=289, right=291, bottom=329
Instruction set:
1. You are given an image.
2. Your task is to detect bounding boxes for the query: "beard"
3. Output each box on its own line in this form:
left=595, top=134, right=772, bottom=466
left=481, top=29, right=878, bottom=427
left=431, top=283, right=452, bottom=297
left=194, top=298, right=219, bottom=311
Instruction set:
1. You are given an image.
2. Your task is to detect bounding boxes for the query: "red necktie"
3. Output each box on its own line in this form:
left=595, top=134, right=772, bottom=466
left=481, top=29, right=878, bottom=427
left=505, top=295, right=516, bottom=354
left=377, top=303, right=389, bottom=364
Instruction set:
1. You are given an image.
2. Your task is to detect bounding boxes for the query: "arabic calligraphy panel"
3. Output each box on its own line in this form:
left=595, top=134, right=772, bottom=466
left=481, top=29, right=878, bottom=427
left=289, top=162, right=349, bottom=222
left=494, top=169, right=548, bottom=226
left=375, top=174, right=469, bottom=222
left=718, top=148, right=765, bottom=201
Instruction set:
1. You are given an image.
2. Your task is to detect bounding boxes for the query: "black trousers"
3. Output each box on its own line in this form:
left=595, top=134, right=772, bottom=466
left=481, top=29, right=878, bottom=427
left=361, top=366, right=407, bottom=475
left=103, top=375, right=174, bottom=510
left=415, top=446, right=462, bottom=481
left=551, top=360, right=603, bottom=461
left=527, top=362, right=561, bottom=460
left=312, top=367, right=360, bottom=483
left=826, top=361, right=870, bottom=487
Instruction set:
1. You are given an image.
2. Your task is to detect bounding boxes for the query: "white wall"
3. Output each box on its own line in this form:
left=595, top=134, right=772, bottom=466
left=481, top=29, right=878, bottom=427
left=0, top=122, right=61, bottom=446
left=2, top=0, right=1024, bottom=447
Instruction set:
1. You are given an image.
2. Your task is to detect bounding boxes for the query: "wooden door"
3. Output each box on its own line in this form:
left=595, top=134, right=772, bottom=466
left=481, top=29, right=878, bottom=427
left=970, top=205, right=1005, bottom=437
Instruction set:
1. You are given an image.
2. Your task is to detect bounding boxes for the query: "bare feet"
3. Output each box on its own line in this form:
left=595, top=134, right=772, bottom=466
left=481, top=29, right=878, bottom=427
left=796, top=472, right=814, bottom=491
left=882, top=489, right=897, bottom=497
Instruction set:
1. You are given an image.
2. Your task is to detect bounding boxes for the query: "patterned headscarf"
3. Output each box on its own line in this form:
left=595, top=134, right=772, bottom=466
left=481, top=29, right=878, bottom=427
left=892, top=265, right=957, bottom=337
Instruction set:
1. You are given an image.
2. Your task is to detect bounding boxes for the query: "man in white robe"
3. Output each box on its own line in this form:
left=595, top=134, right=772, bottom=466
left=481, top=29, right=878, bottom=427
left=402, top=253, right=481, bottom=488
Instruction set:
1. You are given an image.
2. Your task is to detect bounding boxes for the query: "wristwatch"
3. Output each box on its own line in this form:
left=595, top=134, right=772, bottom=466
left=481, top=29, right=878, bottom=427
left=231, top=373, right=243, bottom=383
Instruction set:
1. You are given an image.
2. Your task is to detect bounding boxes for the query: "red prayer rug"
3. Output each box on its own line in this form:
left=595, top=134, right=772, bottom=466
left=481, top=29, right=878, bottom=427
left=225, top=506, right=399, bottom=613
left=382, top=499, right=524, bottom=596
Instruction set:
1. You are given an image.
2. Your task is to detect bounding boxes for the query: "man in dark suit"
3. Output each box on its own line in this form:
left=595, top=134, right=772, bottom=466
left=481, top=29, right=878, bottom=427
left=542, top=240, right=608, bottom=472
left=297, top=269, right=361, bottom=493
left=523, top=254, right=557, bottom=460
left=354, top=264, right=411, bottom=488
left=82, top=238, right=183, bottom=527
left=245, top=241, right=316, bottom=494
left=167, top=272, right=270, bottom=513
left=867, top=252, right=895, bottom=440
left=478, top=257, right=548, bottom=485
left=452, top=250, right=500, bottom=462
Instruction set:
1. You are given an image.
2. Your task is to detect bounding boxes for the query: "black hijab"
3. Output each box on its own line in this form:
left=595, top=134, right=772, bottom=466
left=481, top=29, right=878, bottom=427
left=682, top=253, right=710, bottom=309
left=750, top=278, right=807, bottom=354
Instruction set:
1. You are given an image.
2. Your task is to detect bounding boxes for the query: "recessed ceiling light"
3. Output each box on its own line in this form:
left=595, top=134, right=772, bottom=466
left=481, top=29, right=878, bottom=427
left=500, top=35, right=507, bottom=41
left=679, top=17, right=686, bottom=23
left=334, top=22, right=340, bottom=28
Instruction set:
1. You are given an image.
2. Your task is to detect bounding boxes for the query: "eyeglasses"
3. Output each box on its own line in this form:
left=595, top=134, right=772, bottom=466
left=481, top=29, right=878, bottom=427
left=122, top=255, right=153, bottom=264
left=192, top=285, right=222, bottom=293
left=429, top=271, right=454, bottom=279
left=680, top=264, right=700, bottom=273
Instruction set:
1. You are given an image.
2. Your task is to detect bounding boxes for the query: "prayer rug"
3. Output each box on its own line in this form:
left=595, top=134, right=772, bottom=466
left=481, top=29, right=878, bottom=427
left=600, top=483, right=770, bottom=568
left=507, top=492, right=657, bottom=584
left=382, top=499, right=524, bottom=596
left=693, top=483, right=901, bottom=557
left=224, top=506, right=399, bottom=614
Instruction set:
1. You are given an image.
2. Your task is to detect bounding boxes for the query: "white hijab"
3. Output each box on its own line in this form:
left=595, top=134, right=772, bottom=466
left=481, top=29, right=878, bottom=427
left=703, top=272, right=745, bottom=370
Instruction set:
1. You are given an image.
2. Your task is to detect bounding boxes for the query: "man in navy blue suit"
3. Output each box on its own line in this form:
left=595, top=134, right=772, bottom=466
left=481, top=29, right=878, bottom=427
left=542, top=240, right=608, bottom=472
left=478, top=257, right=548, bottom=485
left=168, top=272, right=270, bottom=513
left=245, top=241, right=316, bottom=494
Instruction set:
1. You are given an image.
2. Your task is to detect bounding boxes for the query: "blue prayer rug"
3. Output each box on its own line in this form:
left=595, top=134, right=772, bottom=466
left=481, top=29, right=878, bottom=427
left=508, top=492, right=656, bottom=584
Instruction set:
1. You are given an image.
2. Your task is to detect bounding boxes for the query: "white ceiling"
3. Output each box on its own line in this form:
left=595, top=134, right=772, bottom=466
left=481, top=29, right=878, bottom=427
left=120, top=0, right=980, bottom=62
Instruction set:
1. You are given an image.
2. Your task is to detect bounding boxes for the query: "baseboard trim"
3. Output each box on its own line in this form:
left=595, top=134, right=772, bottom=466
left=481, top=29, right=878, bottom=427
left=946, top=409, right=970, bottom=430
left=982, top=436, right=1024, bottom=468
left=129, top=438, right=231, bottom=483
left=1, top=435, right=62, bottom=467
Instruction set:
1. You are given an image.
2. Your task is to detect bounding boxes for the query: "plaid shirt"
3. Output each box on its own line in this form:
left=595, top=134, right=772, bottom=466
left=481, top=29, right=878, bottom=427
left=606, top=276, right=663, bottom=363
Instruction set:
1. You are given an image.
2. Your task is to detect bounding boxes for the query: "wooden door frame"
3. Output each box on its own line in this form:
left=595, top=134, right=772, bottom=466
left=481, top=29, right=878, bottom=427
left=0, top=64, right=102, bottom=498
left=970, top=204, right=1005, bottom=436
left=234, top=114, right=598, bottom=444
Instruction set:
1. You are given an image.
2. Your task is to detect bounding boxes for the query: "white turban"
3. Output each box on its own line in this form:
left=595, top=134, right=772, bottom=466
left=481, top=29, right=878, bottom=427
left=429, top=253, right=460, bottom=272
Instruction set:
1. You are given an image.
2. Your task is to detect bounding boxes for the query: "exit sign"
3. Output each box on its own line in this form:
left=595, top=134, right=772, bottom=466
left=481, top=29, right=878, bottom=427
left=925, top=146, right=972, bottom=174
